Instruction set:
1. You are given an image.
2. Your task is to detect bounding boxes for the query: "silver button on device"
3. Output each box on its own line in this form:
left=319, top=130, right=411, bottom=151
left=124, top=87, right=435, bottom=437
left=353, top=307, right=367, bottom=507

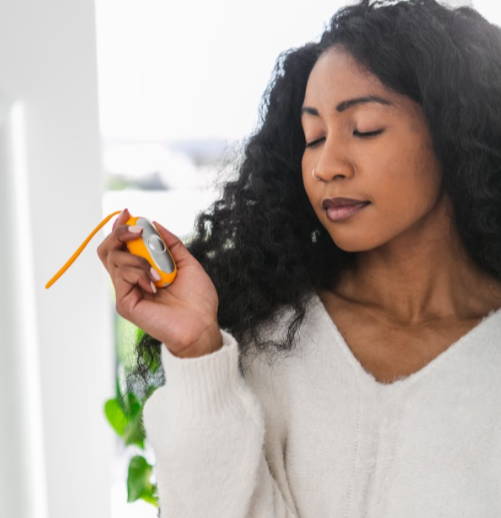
left=135, top=217, right=175, bottom=274
left=147, top=234, right=166, bottom=253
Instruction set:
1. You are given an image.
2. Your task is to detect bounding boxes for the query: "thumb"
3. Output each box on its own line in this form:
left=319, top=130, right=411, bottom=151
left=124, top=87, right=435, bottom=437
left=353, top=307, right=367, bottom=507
left=153, top=220, right=192, bottom=265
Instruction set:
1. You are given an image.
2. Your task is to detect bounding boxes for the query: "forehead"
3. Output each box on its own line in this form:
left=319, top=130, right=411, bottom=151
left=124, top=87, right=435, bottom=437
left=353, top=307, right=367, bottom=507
left=302, top=47, right=403, bottom=116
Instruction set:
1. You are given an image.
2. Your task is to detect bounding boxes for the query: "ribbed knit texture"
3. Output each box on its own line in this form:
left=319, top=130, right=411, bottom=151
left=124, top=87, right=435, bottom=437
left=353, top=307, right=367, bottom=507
left=142, top=291, right=501, bottom=518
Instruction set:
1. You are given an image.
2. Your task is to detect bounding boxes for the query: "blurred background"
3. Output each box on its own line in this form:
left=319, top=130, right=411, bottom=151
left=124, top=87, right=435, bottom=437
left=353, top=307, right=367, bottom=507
left=0, top=0, right=496, bottom=517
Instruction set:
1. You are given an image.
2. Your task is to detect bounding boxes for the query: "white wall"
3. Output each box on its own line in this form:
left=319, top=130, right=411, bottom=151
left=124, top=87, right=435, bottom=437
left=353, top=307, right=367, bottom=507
left=0, top=1, right=114, bottom=518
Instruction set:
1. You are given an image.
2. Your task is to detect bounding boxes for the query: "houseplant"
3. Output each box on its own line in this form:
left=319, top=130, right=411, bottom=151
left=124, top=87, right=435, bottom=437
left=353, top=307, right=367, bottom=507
left=103, top=312, right=165, bottom=509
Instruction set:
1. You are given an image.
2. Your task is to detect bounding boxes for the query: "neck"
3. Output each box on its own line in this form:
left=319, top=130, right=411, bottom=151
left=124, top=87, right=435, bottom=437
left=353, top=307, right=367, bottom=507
left=332, top=200, right=501, bottom=325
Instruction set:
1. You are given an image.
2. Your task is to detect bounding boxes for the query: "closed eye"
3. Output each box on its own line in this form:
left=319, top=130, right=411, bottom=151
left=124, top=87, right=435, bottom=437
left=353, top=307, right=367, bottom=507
left=305, top=129, right=384, bottom=148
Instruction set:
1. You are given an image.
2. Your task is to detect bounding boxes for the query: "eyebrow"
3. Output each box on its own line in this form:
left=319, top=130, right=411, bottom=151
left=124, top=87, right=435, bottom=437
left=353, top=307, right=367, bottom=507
left=300, top=95, right=393, bottom=117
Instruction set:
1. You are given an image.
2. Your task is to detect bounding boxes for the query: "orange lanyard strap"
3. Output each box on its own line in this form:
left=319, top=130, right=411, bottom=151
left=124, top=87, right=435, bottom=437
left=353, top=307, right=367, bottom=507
left=45, top=210, right=123, bottom=289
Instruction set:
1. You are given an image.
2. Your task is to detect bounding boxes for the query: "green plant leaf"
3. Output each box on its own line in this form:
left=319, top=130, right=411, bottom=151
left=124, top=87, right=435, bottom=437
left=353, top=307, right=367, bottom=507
left=124, top=391, right=142, bottom=418
left=127, top=455, right=158, bottom=505
left=103, top=398, right=128, bottom=437
left=121, top=391, right=146, bottom=448
left=149, top=352, right=161, bottom=374
left=123, top=413, right=145, bottom=449
left=139, top=486, right=159, bottom=506
left=135, top=326, right=145, bottom=343
left=116, top=316, right=140, bottom=372
left=114, top=374, right=127, bottom=413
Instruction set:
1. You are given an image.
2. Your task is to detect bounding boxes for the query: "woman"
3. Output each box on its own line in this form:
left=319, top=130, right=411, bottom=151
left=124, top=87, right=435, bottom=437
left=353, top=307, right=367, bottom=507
left=97, top=0, right=501, bottom=515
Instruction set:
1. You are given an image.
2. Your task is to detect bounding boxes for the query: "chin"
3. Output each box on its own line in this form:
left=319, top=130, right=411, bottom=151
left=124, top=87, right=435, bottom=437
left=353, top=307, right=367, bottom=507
left=328, top=231, right=384, bottom=253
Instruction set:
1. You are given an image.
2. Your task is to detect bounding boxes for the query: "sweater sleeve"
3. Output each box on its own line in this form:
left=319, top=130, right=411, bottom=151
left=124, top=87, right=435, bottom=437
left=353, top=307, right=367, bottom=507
left=141, top=328, right=299, bottom=518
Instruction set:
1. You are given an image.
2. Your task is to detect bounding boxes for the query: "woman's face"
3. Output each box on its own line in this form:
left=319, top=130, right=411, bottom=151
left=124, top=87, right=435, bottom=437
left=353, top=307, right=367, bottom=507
left=301, top=46, right=446, bottom=252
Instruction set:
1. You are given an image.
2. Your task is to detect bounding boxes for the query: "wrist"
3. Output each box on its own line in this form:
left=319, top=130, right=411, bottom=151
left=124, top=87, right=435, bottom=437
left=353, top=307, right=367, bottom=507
left=174, top=323, right=223, bottom=358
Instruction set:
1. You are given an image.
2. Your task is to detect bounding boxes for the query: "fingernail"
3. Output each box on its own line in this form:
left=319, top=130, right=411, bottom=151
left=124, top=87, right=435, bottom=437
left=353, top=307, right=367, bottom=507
left=150, top=267, right=161, bottom=281
left=150, top=281, right=157, bottom=294
left=128, top=225, right=142, bottom=234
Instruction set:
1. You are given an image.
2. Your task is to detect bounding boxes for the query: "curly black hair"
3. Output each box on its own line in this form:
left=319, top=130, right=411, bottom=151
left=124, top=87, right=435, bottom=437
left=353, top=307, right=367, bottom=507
left=129, top=0, right=501, bottom=394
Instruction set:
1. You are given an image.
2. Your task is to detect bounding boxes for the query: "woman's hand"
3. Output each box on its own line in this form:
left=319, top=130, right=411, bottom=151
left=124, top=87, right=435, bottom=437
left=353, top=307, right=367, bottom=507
left=97, top=208, right=222, bottom=358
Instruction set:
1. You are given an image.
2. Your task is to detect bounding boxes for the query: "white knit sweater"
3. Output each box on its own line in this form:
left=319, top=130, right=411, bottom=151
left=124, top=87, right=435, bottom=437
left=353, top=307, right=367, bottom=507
left=142, top=291, right=501, bottom=518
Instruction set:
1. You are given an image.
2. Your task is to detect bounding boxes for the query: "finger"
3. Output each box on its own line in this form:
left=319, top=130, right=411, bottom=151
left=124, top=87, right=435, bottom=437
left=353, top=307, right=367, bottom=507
left=113, top=265, right=157, bottom=310
left=152, top=220, right=191, bottom=266
left=113, top=208, right=129, bottom=230
left=121, top=265, right=156, bottom=294
left=109, top=250, right=160, bottom=284
left=108, top=249, right=152, bottom=272
left=98, top=208, right=133, bottom=261
left=102, top=219, right=144, bottom=258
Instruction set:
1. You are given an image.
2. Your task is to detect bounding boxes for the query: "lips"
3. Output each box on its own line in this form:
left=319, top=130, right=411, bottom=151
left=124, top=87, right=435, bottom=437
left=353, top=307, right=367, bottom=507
left=322, top=197, right=370, bottom=210
left=325, top=201, right=371, bottom=222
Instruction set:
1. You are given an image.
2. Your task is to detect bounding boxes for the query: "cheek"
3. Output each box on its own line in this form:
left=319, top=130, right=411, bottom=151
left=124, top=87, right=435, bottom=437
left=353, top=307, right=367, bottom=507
left=372, top=152, right=443, bottom=224
left=378, top=136, right=440, bottom=194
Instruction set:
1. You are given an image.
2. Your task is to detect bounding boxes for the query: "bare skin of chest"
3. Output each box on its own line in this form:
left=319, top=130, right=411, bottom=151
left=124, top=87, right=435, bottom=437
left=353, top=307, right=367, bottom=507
left=317, top=290, right=484, bottom=384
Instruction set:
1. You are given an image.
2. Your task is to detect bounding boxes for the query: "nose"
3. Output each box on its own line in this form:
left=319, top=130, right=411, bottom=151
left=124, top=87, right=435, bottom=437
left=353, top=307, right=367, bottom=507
left=313, top=167, right=350, bottom=182
left=312, top=139, right=354, bottom=182
left=313, top=161, right=354, bottom=183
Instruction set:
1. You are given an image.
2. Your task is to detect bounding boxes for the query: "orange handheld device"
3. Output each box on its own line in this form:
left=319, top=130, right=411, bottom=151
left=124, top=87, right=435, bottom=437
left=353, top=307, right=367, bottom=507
left=44, top=210, right=177, bottom=290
